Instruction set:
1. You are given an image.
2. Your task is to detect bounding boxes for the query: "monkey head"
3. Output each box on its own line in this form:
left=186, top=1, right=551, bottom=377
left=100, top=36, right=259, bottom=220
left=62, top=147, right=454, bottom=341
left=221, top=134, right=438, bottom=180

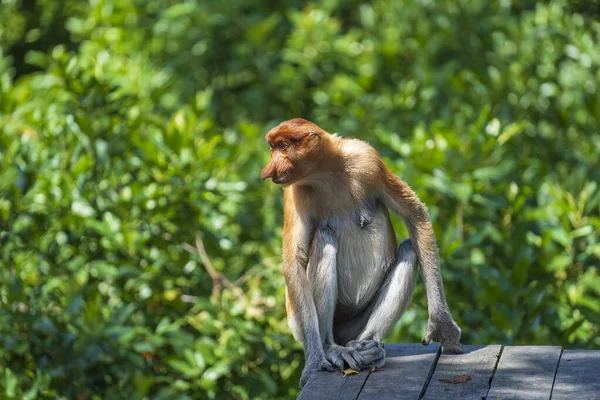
left=261, top=118, right=326, bottom=186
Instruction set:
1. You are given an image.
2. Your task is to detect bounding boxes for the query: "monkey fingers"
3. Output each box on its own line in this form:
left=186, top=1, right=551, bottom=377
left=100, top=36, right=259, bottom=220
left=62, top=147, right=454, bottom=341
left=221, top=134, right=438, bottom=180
left=325, top=344, right=365, bottom=371
left=346, top=339, right=380, bottom=352
left=423, top=313, right=463, bottom=354
left=359, top=345, right=386, bottom=368
left=347, top=340, right=385, bottom=368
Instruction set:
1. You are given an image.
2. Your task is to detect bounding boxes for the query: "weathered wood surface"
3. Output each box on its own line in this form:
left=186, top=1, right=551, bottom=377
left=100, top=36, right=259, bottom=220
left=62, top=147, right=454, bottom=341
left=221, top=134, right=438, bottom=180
left=358, top=343, right=440, bottom=400
left=297, top=367, right=370, bottom=400
left=422, top=345, right=501, bottom=400
left=297, top=344, right=600, bottom=400
left=552, top=350, right=600, bottom=400
left=486, top=345, right=562, bottom=400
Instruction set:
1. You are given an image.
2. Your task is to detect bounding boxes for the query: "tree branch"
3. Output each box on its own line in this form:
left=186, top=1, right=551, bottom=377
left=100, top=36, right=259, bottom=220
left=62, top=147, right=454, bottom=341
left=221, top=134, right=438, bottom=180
left=182, top=236, right=238, bottom=298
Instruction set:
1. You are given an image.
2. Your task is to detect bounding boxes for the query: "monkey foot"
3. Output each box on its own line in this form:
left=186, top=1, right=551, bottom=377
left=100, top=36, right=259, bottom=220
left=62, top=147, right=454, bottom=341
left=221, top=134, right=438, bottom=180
left=300, top=356, right=335, bottom=387
left=422, top=313, right=463, bottom=353
left=347, top=339, right=386, bottom=368
left=326, top=341, right=385, bottom=371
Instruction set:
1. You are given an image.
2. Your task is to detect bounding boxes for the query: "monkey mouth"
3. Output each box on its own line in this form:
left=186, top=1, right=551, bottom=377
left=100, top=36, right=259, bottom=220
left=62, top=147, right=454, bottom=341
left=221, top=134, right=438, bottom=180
left=272, top=175, right=288, bottom=185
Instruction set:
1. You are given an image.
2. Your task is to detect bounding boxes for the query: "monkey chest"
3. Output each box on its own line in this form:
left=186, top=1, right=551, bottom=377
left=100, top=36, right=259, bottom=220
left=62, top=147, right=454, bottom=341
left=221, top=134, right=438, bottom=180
left=319, top=202, right=397, bottom=312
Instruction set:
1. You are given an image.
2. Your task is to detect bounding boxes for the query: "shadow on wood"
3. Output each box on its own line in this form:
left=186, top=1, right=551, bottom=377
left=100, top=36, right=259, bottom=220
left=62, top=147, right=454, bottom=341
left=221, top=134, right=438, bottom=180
left=297, top=344, right=600, bottom=400
left=298, top=343, right=440, bottom=400
left=422, top=344, right=501, bottom=400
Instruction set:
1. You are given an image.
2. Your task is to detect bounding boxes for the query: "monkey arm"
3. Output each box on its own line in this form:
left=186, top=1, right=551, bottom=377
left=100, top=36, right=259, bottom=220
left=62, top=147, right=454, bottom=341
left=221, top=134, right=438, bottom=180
left=380, top=165, right=463, bottom=353
left=282, top=190, right=334, bottom=386
left=283, top=265, right=327, bottom=357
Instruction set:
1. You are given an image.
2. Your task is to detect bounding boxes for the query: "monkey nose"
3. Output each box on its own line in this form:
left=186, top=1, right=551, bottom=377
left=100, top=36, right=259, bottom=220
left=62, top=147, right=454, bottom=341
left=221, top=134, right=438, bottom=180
left=261, top=167, right=274, bottom=180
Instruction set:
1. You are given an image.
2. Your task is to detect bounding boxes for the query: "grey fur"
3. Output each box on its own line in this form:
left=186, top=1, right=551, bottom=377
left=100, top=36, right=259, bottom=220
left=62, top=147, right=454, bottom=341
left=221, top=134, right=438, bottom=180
left=300, top=355, right=334, bottom=388
left=357, top=198, right=376, bottom=229
left=298, top=227, right=419, bottom=384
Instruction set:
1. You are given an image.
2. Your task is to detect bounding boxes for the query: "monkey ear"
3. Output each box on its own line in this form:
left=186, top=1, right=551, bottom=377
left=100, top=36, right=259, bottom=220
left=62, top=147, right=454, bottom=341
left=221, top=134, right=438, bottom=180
left=309, top=132, right=321, bottom=139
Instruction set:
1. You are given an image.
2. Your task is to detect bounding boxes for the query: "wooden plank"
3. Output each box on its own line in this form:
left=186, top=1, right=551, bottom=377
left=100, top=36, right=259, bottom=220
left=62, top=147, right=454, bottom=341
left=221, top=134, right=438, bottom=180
left=297, top=368, right=371, bottom=400
left=358, top=343, right=441, bottom=400
left=486, top=345, right=562, bottom=400
left=551, top=350, right=600, bottom=400
left=422, top=344, right=502, bottom=399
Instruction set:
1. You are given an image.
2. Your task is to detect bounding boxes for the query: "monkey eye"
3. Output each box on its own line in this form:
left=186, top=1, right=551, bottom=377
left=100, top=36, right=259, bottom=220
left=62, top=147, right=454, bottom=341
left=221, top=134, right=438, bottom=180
left=269, top=143, right=274, bottom=151
left=278, top=143, right=288, bottom=151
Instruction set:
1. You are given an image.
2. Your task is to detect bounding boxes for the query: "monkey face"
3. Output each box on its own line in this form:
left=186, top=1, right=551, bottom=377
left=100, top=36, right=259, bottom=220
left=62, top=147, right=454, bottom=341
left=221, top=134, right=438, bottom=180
left=261, top=118, right=324, bottom=186
left=261, top=144, right=294, bottom=185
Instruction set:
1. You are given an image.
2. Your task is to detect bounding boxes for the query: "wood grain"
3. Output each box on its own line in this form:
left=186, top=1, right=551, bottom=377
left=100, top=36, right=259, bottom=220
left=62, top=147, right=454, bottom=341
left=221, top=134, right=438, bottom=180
left=486, top=345, right=561, bottom=400
left=422, top=345, right=502, bottom=399
left=551, top=350, right=600, bottom=400
left=297, top=368, right=370, bottom=400
left=357, top=343, right=440, bottom=400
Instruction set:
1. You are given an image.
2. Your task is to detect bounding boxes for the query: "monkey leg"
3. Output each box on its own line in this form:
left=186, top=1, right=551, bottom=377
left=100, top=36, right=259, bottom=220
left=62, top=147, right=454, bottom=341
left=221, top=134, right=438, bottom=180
left=306, top=226, right=338, bottom=346
left=286, top=225, right=338, bottom=388
left=357, top=239, right=418, bottom=341
left=333, top=239, right=418, bottom=368
left=305, top=226, right=369, bottom=370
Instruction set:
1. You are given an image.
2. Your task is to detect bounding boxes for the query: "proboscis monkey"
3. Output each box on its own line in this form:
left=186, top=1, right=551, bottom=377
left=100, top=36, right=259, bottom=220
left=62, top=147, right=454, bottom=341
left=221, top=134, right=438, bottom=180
left=261, top=118, right=462, bottom=387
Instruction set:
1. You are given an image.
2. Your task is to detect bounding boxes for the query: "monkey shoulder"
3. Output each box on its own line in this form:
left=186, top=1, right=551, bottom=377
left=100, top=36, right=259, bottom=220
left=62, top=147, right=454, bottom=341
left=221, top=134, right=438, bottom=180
left=340, top=138, right=377, bottom=156
left=341, top=138, right=381, bottom=168
left=340, top=138, right=385, bottom=190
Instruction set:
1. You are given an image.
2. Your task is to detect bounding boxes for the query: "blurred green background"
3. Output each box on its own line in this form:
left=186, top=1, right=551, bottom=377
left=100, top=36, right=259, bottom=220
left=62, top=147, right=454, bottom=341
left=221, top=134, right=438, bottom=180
left=1, top=0, right=599, bottom=398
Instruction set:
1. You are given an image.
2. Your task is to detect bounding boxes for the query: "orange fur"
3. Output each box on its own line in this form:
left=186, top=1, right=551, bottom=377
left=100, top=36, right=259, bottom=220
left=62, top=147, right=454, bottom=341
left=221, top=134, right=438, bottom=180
left=263, top=119, right=462, bottom=385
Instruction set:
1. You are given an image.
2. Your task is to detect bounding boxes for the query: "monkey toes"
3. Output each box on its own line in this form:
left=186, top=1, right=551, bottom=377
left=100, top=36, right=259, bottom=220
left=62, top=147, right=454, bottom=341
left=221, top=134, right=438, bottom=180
left=300, top=356, right=335, bottom=388
left=422, top=313, right=463, bottom=353
left=347, top=340, right=386, bottom=368
left=346, top=339, right=380, bottom=351
left=326, top=341, right=385, bottom=371
left=325, top=344, right=361, bottom=370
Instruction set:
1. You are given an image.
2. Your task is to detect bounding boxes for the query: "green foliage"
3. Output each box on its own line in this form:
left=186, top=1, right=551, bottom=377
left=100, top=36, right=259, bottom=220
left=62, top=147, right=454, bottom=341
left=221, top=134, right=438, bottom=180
left=1, top=0, right=599, bottom=398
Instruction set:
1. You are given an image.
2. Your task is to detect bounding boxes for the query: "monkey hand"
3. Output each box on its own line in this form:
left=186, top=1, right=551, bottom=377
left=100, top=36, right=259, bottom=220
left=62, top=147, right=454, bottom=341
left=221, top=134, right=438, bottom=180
left=346, top=340, right=386, bottom=369
left=300, top=355, right=335, bottom=387
left=422, top=312, right=463, bottom=353
left=325, top=344, right=363, bottom=371
left=325, top=341, right=385, bottom=371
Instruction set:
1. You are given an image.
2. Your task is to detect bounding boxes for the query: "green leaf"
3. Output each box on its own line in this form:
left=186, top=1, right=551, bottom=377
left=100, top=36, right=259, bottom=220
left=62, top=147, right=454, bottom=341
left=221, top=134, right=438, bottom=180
left=570, top=225, right=593, bottom=239
left=4, top=368, right=17, bottom=398
left=167, top=359, right=200, bottom=378
left=510, top=257, right=529, bottom=289
left=549, top=255, right=572, bottom=271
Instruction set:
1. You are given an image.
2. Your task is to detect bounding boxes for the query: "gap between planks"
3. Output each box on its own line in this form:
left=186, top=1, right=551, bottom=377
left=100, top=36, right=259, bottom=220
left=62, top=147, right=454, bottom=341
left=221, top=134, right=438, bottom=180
left=483, top=345, right=504, bottom=399
left=418, top=346, right=443, bottom=399
left=486, top=345, right=563, bottom=400
left=421, top=345, right=503, bottom=400
left=358, top=343, right=441, bottom=400
left=298, top=344, right=596, bottom=400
